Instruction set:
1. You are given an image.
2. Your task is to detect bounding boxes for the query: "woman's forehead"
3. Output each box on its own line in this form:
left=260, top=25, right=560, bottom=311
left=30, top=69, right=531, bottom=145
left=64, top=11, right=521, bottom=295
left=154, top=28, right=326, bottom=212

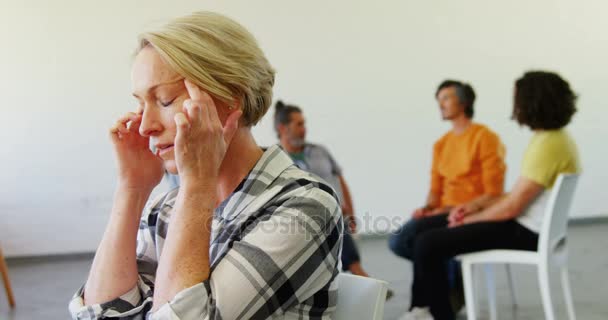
left=131, top=47, right=181, bottom=95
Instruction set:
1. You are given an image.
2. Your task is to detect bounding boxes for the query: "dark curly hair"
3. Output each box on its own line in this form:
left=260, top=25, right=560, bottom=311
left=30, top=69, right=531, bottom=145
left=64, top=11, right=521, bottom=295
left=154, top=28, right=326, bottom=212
left=512, top=71, right=577, bottom=130
left=435, top=80, right=476, bottom=119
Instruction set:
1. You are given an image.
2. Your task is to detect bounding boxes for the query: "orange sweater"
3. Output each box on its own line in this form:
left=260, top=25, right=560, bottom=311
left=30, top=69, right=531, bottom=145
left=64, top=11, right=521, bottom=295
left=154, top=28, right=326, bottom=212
left=430, top=123, right=506, bottom=208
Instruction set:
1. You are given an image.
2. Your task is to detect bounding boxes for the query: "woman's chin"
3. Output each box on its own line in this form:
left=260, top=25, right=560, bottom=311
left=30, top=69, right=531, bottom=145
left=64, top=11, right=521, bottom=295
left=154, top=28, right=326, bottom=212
left=164, top=160, right=178, bottom=175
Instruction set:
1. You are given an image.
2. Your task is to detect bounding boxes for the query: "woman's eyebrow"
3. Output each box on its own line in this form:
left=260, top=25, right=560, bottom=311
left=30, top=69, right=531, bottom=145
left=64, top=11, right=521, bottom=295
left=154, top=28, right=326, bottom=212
left=132, top=77, right=185, bottom=98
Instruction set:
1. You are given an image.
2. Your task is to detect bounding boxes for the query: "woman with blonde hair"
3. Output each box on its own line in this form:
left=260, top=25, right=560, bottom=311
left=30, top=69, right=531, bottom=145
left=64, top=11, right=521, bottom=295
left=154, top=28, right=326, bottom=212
left=70, top=12, right=342, bottom=319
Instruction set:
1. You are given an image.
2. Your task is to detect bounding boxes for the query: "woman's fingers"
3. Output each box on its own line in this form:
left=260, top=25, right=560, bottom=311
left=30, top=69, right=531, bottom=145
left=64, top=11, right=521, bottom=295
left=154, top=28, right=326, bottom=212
left=127, top=115, right=142, bottom=133
left=109, top=126, right=121, bottom=143
left=184, top=80, right=204, bottom=126
left=447, top=213, right=456, bottom=224
left=119, top=112, right=138, bottom=131
left=109, top=112, right=140, bottom=141
left=174, top=112, right=191, bottom=143
left=111, top=122, right=128, bottom=135
left=179, top=79, right=237, bottom=177
left=201, top=91, right=221, bottom=126
left=184, top=79, right=221, bottom=130
left=184, top=79, right=203, bottom=100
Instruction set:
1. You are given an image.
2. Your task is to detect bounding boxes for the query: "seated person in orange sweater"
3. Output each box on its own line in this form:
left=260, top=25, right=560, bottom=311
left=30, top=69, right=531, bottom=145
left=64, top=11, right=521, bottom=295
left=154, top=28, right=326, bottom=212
left=400, top=71, right=579, bottom=320
left=389, top=80, right=506, bottom=309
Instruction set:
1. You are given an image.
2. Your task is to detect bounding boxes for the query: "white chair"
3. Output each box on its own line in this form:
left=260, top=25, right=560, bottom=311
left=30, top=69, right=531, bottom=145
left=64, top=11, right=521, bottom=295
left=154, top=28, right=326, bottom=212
left=334, top=273, right=388, bottom=320
left=471, top=264, right=517, bottom=320
left=459, top=174, right=579, bottom=320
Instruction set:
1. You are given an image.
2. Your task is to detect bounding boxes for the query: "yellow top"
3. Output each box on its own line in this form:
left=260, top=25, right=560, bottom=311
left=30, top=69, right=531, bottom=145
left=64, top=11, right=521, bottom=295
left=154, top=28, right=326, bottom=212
left=517, top=129, right=581, bottom=232
left=521, top=130, right=581, bottom=188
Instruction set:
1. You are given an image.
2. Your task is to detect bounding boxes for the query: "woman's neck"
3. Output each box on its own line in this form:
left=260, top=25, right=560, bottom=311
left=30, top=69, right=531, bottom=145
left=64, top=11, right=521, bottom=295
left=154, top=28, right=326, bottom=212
left=216, top=128, right=264, bottom=203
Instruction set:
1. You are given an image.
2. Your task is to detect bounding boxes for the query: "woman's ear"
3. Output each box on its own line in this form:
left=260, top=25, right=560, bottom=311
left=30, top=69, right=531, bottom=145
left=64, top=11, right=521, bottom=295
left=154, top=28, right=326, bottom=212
left=230, top=97, right=242, bottom=110
left=223, top=97, right=243, bottom=127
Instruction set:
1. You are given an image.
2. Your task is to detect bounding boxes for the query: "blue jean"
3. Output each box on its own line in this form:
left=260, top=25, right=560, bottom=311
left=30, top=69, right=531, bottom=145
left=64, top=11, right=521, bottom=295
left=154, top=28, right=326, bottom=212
left=341, top=232, right=360, bottom=271
left=388, top=217, right=420, bottom=260
left=388, top=214, right=461, bottom=289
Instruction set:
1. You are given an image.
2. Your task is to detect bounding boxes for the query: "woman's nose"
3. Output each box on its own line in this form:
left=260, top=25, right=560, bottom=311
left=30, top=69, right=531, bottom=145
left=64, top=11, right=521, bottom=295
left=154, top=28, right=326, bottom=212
left=139, top=106, right=162, bottom=137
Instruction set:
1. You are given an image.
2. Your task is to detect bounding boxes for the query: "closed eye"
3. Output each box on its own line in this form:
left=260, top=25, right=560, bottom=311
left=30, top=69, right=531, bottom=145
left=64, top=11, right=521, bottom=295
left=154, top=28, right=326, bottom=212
left=160, top=98, right=176, bottom=107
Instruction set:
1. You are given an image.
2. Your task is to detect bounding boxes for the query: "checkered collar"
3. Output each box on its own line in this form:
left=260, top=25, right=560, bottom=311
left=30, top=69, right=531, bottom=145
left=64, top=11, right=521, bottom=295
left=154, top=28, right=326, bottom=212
left=215, top=144, right=295, bottom=221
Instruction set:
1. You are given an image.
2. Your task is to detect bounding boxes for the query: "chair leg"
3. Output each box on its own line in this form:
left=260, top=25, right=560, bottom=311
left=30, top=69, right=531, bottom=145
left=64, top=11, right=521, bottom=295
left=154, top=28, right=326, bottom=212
left=538, top=265, right=556, bottom=320
left=473, top=264, right=482, bottom=316
left=462, top=261, right=477, bottom=320
left=0, top=248, right=15, bottom=308
left=484, top=265, right=497, bottom=320
left=560, top=267, right=576, bottom=320
left=505, top=264, right=518, bottom=309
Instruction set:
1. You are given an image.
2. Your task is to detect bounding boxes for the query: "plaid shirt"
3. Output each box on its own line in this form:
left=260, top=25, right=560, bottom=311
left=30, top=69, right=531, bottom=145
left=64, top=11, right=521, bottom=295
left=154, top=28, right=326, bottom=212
left=70, top=145, right=343, bottom=319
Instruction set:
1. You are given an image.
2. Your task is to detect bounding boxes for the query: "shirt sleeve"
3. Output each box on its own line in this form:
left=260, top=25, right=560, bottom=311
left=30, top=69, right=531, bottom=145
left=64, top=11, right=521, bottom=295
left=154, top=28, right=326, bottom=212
left=150, top=186, right=343, bottom=320
left=322, top=145, right=342, bottom=176
left=479, top=130, right=506, bottom=196
left=521, top=139, right=559, bottom=188
left=69, top=201, right=160, bottom=319
left=430, top=140, right=444, bottom=198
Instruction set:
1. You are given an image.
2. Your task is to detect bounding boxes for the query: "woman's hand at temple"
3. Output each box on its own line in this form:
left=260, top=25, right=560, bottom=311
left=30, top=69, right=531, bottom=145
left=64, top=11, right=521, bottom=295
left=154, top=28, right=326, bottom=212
left=109, top=112, right=164, bottom=192
left=173, top=80, right=242, bottom=194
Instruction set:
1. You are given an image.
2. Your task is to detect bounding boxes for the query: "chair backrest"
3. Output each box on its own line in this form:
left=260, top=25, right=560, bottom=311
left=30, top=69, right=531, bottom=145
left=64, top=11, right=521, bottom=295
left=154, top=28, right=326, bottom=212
left=333, top=273, right=388, bottom=320
left=538, top=174, right=580, bottom=261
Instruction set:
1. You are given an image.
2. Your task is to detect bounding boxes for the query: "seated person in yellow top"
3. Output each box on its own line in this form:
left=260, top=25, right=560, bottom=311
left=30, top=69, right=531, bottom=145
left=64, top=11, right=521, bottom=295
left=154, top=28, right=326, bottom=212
left=389, top=80, right=506, bottom=261
left=399, top=71, right=580, bottom=320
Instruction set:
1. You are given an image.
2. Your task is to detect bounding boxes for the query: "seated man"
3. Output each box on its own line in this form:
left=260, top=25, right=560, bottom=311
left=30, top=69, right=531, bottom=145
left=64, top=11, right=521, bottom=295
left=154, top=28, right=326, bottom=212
left=388, top=80, right=506, bottom=311
left=273, top=100, right=394, bottom=298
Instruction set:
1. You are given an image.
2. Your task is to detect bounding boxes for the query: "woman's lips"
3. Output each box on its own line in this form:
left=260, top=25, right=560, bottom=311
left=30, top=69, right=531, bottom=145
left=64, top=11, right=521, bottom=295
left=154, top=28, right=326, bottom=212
left=156, top=145, right=174, bottom=157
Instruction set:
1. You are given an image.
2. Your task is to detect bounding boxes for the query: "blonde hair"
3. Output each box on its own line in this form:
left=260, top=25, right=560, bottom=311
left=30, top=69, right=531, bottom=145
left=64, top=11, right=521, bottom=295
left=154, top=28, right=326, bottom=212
left=137, top=11, right=275, bottom=126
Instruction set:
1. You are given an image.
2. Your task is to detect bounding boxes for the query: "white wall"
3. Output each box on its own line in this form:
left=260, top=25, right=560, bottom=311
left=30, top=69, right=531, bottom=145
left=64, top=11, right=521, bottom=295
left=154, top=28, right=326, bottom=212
left=1, top=0, right=606, bottom=257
